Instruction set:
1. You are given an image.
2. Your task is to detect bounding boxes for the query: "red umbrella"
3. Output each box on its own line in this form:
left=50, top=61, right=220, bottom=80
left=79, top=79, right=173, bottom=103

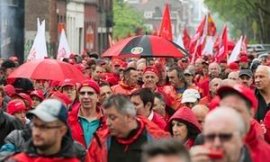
left=102, top=35, right=188, bottom=58
left=8, top=59, right=85, bottom=82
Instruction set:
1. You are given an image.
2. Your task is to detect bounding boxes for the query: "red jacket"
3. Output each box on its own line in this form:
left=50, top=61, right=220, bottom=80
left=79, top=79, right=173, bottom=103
left=166, top=106, right=201, bottom=149
left=245, top=119, right=270, bottom=162
left=88, top=117, right=170, bottom=162
left=111, top=81, right=138, bottom=95
left=68, top=104, right=108, bottom=150
left=151, top=112, right=167, bottom=130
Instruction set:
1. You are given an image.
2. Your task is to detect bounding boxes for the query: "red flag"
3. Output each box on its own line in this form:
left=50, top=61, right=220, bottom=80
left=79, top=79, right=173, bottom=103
left=159, top=4, right=173, bottom=41
left=182, top=28, right=191, bottom=50
left=207, top=14, right=216, bottom=36
left=189, top=16, right=206, bottom=54
left=215, top=26, right=228, bottom=62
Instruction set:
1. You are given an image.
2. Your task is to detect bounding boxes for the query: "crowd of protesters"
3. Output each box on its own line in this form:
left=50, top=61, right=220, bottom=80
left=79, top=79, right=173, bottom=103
left=0, top=49, right=270, bottom=162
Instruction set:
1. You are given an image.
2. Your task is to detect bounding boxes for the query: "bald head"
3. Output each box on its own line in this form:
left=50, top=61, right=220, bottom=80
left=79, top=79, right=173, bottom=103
left=228, top=71, right=239, bottom=82
left=220, top=78, right=237, bottom=87
left=192, top=104, right=209, bottom=127
left=204, top=107, right=245, bottom=135
left=209, top=78, right=222, bottom=95
left=208, top=62, right=221, bottom=78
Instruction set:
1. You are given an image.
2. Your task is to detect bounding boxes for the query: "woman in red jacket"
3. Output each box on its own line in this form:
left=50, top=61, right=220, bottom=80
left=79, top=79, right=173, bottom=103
left=166, top=106, right=201, bottom=149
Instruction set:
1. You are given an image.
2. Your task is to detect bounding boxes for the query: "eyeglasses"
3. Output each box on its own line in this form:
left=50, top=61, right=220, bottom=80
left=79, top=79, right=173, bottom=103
left=204, top=133, right=234, bottom=142
left=79, top=91, right=95, bottom=96
left=31, top=123, right=63, bottom=130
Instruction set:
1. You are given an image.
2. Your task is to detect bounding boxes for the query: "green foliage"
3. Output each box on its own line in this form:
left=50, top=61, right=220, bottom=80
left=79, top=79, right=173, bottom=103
left=205, top=0, right=270, bottom=43
left=113, top=0, right=145, bottom=39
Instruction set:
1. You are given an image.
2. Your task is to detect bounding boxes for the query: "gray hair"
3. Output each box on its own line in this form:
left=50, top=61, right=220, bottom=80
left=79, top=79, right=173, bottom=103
left=256, top=65, right=270, bottom=77
left=103, top=94, right=136, bottom=117
left=204, top=107, right=246, bottom=135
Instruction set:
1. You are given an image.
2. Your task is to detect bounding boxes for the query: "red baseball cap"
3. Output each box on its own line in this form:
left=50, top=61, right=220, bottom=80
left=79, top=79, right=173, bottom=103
left=78, top=79, right=100, bottom=94
left=143, top=66, right=159, bottom=76
left=239, top=55, right=249, bottom=63
left=13, top=93, right=33, bottom=108
left=60, top=79, right=76, bottom=87
left=4, top=84, right=16, bottom=97
left=50, top=91, right=72, bottom=106
left=7, top=99, right=26, bottom=115
left=30, top=90, right=44, bottom=101
left=228, top=62, right=239, bottom=71
left=217, top=84, right=258, bottom=111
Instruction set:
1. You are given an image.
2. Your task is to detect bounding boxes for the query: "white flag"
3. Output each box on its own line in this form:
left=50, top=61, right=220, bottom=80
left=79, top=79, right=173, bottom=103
left=203, top=36, right=214, bottom=56
left=174, top=34, right=185, bottom=49
left=227, top=36, right=243, bottom=65
left=27, top=19, right=48, bottom=61
left=57, top=29, right=71, bottom=60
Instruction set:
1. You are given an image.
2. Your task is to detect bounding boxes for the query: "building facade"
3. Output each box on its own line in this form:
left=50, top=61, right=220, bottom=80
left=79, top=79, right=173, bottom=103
left=125, top=0, right=207, bottom=39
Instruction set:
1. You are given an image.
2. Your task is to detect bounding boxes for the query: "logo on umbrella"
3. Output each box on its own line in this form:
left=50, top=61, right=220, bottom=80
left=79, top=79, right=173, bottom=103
left=131, top=47, right=144, bottom=55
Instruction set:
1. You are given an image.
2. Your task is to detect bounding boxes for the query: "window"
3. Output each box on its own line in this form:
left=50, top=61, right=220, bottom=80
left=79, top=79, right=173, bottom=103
left=144, top=11, right=153, bottom=19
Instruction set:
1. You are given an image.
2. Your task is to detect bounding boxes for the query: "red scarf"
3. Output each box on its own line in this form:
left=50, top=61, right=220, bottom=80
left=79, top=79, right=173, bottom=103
left=115, top=119, right=145, bottom=151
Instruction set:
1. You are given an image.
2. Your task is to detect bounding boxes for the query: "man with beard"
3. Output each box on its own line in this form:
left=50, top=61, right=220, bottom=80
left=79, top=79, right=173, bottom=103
left=6, top=99, right=87, bottom=161
left=68, top=79, right=107, bottom=154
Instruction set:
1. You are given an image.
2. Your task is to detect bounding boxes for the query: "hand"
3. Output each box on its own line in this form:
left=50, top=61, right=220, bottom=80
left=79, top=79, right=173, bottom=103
left=260, top=120, right=267, bottom=134
left=190, top=145, right=211, bottom=162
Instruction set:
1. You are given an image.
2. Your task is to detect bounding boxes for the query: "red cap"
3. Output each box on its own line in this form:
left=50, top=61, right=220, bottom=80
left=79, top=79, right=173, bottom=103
left=14, top=93, right=33, bottom=108
left=78, top=79, right=100, bottom=94
left=239, top=55, right=249, bottom=63
left=100, top=73, right=119, bottom=86
left=7, top=99, right=26, bottom=115
left=50, top=91, right=72, bottom=106
left=60, top=78, right=76, bottom=87
left=143, top=66, right=159, bottom=76
left=4, top=84, right=16, bottom=97
left=228, top=62, right=239, bottom=71
left=217, top=84, right=258, bottom=111
left=30, top=90, right=44, bottom=101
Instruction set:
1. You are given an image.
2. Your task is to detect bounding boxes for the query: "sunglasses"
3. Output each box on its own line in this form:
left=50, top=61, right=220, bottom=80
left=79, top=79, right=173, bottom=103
left=204, top=133, right=233, bottom=142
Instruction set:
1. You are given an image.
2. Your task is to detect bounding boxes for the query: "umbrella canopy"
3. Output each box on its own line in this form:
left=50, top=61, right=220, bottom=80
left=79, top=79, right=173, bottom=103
left=8, top=59, right=85, bottom=82
left=102, top=35, right=188, bottom=58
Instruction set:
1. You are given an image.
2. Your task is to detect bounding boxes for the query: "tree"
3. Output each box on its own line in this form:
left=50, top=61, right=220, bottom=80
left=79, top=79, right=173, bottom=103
left=113, top=0, right=145, bottom=40
left=205, top=0, right=270, bottom=43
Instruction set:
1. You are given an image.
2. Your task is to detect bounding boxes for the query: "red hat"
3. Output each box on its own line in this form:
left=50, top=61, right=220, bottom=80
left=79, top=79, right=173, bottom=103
left=100, top=73, right=119, bottom=86
left=143, top=66, right=159, bottom=76
left=217, top=84, right=258, bottom=111
left=30, top=90, right=44, bottom=101
left=14, top=93, right=33, bottom=108
left=60, top=79, right=76, bottom=87
left=78, top=79, right=100, bottom=94
left=50, top=91, right=72, bottom=106
left=239, top=55, right=249, bottom=63
left=228, top=62, right=239, bottom=71
left=4, top=84, right=16, bottom=97
left=7, top=99, right=26, bottom=115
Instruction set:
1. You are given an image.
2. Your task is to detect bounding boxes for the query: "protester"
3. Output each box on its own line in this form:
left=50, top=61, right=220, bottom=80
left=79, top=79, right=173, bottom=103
left=166, top=106, right=201, bottom=149
left=181, top=89, right=200, bottom=108
left=111, top=67, right=138, bottom=95
left=227, top=71, right=239, bottom=82
left=91, top=64, right=105, bottom=83
left=254, top=65, right=270, bottom=121
left=217, top=84, right=270, bottom=162
left=99, top=82, right=113, bottom=104
left=88, top=94, right=169, bottom=162
left=142, top=139, right=191, bottom=162
left=167, top=66, right=188, bottom=95
left=6, top=99, right=28, bottom=125
left=68, top=79, right=107, bottom=154
left=130, top=88, right=167, bottom=129
left=152, top=92, right=167, bottom=119
left=239, top=69, right=253, bottom=88
left=142, top=66, right=160, bottom=91
left=190, top=108, right=252, bottom=162
left=6, top=99, right=88, bottom=161
left=30, top=90, right=44, bottom=108
left=60, top=78, right=79, bottom=110
left=200, top=78, right=222, bottom=106
left=191, top=104, right=209, bottom=127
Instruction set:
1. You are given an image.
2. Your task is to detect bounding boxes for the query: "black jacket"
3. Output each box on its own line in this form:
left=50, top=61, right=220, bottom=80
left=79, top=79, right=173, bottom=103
left=0, top=109, right=23, bottom=147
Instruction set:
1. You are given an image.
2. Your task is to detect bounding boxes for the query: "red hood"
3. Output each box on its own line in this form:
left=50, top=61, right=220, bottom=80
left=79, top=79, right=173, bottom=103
left=166, top=106, right=201, bottom=134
